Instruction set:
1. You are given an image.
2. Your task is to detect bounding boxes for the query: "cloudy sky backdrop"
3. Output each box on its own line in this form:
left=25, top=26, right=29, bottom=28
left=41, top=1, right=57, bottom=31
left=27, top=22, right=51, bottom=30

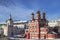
left=0, top=0, right=60, bottom=22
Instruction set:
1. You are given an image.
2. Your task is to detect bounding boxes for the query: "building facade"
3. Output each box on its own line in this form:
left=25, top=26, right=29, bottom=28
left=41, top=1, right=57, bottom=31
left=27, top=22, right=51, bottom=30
left=0, top=11, right=59, bottom=39
left=0, top=15, right=28, bottom=37
left=25, top=11, right=57, bottom=39
left=48, top=17, right=60, bottom=27
left=48, top=17, right=60, bottom=34
left=48, top=20, right=57, bottom=27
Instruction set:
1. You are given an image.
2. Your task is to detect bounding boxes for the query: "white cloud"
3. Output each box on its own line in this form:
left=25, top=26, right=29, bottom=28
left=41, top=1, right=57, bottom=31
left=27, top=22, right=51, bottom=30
left=0, top=3, right=35, bottom=22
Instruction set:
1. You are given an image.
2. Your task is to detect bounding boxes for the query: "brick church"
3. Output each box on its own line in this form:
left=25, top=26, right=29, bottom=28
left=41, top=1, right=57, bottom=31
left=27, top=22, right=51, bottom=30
left=25, top=11, right=57, bottom=39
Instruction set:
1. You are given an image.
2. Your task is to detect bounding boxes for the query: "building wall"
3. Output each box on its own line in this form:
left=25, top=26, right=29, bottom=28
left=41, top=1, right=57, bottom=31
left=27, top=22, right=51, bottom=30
left=25, top=11, right=57, bottom=39
left=25, top=11, right=48, bottom=39
left=0, top=20, right=28, bottom=37
left=48, top=20, right=57, bottom=27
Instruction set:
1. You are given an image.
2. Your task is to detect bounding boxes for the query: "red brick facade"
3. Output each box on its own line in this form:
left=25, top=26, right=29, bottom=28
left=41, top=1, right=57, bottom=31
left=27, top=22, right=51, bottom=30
left=25, top=11, right=57, bottom=39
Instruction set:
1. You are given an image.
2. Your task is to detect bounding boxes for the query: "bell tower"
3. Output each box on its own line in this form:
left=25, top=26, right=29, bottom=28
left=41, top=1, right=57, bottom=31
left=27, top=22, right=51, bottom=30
left=42, top=12, right=45, bottom=19
left=42, top=12, right=47, bottom=26
left=36, top=11, right=41, bottom=20
left=31, top=13, right=34, bottom=20
left=7, top=14, right=13, bottom=37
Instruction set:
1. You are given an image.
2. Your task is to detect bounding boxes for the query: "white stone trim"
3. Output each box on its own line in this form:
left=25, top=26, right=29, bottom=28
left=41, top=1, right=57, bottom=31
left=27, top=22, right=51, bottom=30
left=46, top=38, right=55, bottom=39
left=40, top=32, right=47, bottom=34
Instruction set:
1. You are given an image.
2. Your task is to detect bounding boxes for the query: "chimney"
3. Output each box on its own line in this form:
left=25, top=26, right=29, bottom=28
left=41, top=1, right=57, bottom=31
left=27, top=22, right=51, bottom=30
left=31, top=13, right=34, bottom=20
left=36, top=11, right=41, bottom=20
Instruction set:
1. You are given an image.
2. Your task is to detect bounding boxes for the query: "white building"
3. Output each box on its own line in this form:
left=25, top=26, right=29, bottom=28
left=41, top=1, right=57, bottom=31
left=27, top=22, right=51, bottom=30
left=48, top=20, right=58, bottom=27
left=48, top=17, right=60, bottom=27
left=0, top=15, right=28, bottom=37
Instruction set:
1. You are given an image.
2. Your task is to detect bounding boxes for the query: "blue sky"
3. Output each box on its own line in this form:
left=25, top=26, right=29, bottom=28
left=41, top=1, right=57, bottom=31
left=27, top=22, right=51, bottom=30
left=0, top=0, right=60, bottom=22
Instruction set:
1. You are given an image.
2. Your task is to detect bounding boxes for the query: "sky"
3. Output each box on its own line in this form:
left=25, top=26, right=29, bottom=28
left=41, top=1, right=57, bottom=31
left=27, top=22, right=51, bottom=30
left=0, top=0, right=60, bottom=22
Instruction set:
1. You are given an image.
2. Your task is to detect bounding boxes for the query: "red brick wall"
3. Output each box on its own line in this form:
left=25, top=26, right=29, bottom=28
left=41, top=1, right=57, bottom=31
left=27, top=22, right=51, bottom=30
left=25, top=11, right=57, bottom=39
left=46, top=34, right=57, bottom=39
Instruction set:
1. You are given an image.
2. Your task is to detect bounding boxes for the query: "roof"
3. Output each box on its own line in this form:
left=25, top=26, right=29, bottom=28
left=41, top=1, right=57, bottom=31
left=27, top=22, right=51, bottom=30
left=0, top=20, right=28, bottom=25
left=0, top=22, right=6, bottom=25
left=13, top=20, right=28, bottom=23
left=48, top=31, right=57, bottom=34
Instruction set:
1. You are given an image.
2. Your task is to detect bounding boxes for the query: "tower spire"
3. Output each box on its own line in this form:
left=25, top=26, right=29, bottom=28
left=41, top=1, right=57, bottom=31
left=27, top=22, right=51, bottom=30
left=8, top=13, right=12, bottom=20
left=10, top=13, right=11, bottom=18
